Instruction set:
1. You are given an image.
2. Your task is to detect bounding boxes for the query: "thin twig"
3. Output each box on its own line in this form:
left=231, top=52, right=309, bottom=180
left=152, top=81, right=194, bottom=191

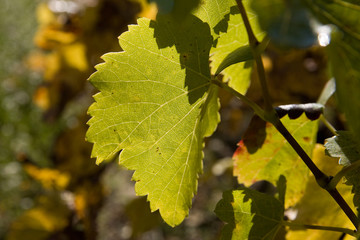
left=236, top=0, right=273, bottom=112
left=211, top=78, right=266, bottom=120
left=283, top=221, right=356, bottom=236
left=320, top=115, right=337, bottom=136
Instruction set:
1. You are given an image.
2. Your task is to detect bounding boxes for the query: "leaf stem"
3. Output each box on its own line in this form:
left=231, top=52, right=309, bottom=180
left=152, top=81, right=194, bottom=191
left=320, top=115, right=337, bottom=136
left=211, top=78, right=266, bottom=120
left=283, top=221, right=357, bottom=236
left=329, top=160, right=360, bottom=189
left=236, top=0, right=273, bottom=112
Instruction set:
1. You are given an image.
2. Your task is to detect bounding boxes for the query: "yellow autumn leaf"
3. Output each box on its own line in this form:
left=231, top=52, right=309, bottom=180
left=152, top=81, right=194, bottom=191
left=286, top=144, right=355, bottom=240
left=6, top=196, right=70, bottom=240
left=24, top=164, right=70, bottom=190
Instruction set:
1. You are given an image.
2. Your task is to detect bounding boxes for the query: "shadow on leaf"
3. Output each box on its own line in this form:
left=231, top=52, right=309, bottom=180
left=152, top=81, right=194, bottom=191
left=149, top=14, right=213, bottom=104
left=215, top=175, right=286, bottom=239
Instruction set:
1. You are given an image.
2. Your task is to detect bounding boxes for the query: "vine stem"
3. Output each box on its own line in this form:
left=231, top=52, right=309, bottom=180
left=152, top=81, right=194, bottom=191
left=320, top=115, right=337, bottom=136
left=235, top=0, right=273, bottom=112
left=211, top=78, right=266, bottom=120
left=283, top=221, right=357, bottom=236
left=234, top=0, right=360, bottom=230
left=274, top=118, right=359, bottom=229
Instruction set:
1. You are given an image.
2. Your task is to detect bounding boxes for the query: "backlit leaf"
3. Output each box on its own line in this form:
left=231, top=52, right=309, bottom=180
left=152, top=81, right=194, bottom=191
left=304, top=0, right=360, bottom=41
left=233, top=115, right=318, bottom=207
left=215, top=183, right=284, bottom=239
left=328, top=34, right=360, bottom=145
left=194, top=0, right=236, bottom=38
left=325, top=131, right=360, bottom=209
left=86, top=16, right=219, bottom=226
left=286, top=144, right=355, bottom=240
left=209, top=0, right=265, bottom=94
left=305, top=0, right=360, bottom=144
left=215, top=45, right=253, bottom=76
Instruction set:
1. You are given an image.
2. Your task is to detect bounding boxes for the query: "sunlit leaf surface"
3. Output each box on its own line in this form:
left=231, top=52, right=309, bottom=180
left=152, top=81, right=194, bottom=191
left=86, top=16, right=219, bottom=226
left=287, top=144, right=355, bottom=240
left=233, top=115, right=318, bottom=207
left=215, top=185, right=284, bottom=239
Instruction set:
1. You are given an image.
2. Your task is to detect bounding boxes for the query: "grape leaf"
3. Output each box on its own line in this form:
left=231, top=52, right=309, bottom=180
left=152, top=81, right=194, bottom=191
left=328, top=34, right=360, bottom=146
left=286, top=144, right=355, bottom=240
left=317, top=78, right=335, bottom=106
left=215, top=179, right=285, bottom=239
left=214, top=45, right=253, bottom=76
left=233, top=114, right=318, bottom=207
left=150, top=0, right=201, bottom=20
left=86, top=16, right=220, bottom=226
left=325, top=131, right=360, bottom=210
left=194, top=0, right=235, bottom=38
left=305, top=0, right=360, bottom=144
left=209, top=0, right=265, bottom=94
left=303, top=0, right=360, bottom=41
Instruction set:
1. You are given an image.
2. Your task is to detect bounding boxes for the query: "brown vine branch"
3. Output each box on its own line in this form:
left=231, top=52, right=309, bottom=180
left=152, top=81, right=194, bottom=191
left=236, top=0, right=273, bottom=112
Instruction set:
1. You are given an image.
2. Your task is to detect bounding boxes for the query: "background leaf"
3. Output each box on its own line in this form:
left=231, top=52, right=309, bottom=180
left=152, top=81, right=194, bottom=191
left=150, top=0, right=201, bottom=20
left=325, top=131, right=360, bottom=211
left=86, top=16, right=219, bottom=226
left=251, top=0, right=316, bottom=49
left=215, top=185, right=284, bottom=240
left=194, top=0, right=236, bottom=38
left=303, top=0, right=360, bottom=41
left=305, top=0, right=360, bottom=144
left=233, top=114, right=318, bottom=207
left=286, top=144, right=355, bottom=240
left=209, top=0, right=265, bottom=94
left=327, top=35, right=360, bottom=146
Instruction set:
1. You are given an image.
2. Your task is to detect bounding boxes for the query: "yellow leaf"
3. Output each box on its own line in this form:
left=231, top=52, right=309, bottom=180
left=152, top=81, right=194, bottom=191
left=6, top=196, right=70, bottom=240
left=61, top=42, right=89, bottom=72
left=24, top=165, right=70, bottom=190
left=33, top=86, right=50, bottom=110
left=286, top=144, right=355, bottom=239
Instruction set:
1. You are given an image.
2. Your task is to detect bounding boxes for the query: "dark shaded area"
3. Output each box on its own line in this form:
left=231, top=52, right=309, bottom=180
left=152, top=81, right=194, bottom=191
left=215, top=176, right=286, bottom=239
left=242, top=115, right=267, bottom=154
left=150, top=14, right=213, bottom=104
left=213, top=6, right=239, bottom=37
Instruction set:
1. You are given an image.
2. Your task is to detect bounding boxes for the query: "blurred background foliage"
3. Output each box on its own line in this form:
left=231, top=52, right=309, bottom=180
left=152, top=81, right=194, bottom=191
left=0, top=0, right=339, bottom=239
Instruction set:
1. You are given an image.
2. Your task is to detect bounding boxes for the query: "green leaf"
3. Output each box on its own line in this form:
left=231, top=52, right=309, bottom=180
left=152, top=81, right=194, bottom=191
left=150, top=0, right=201, bottom=20
left=325, top=131, right=360, bottom=209
left=233, top=115, right=318, bottom=207
left=251, top=0, right=316, bottom=48
left=305, top=0, right=360, bottom=142
left=194, top=0, right=236, bottom=38
left=215, top=45, right=253, bottom=76
left=325, top=131, right=360, bottom=166
left=210, top=0, right=265, bottom=94
left=304, top=0, right=360, bottom=41
left=328, top=34, right=360, bottom=145
left=287, top=144, right=355, bottom=240
left=317, top=78, right=335, bottom=105
left=215, top=186, right=284, bottom=239
left=86, top=16, right=220, bottom=226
